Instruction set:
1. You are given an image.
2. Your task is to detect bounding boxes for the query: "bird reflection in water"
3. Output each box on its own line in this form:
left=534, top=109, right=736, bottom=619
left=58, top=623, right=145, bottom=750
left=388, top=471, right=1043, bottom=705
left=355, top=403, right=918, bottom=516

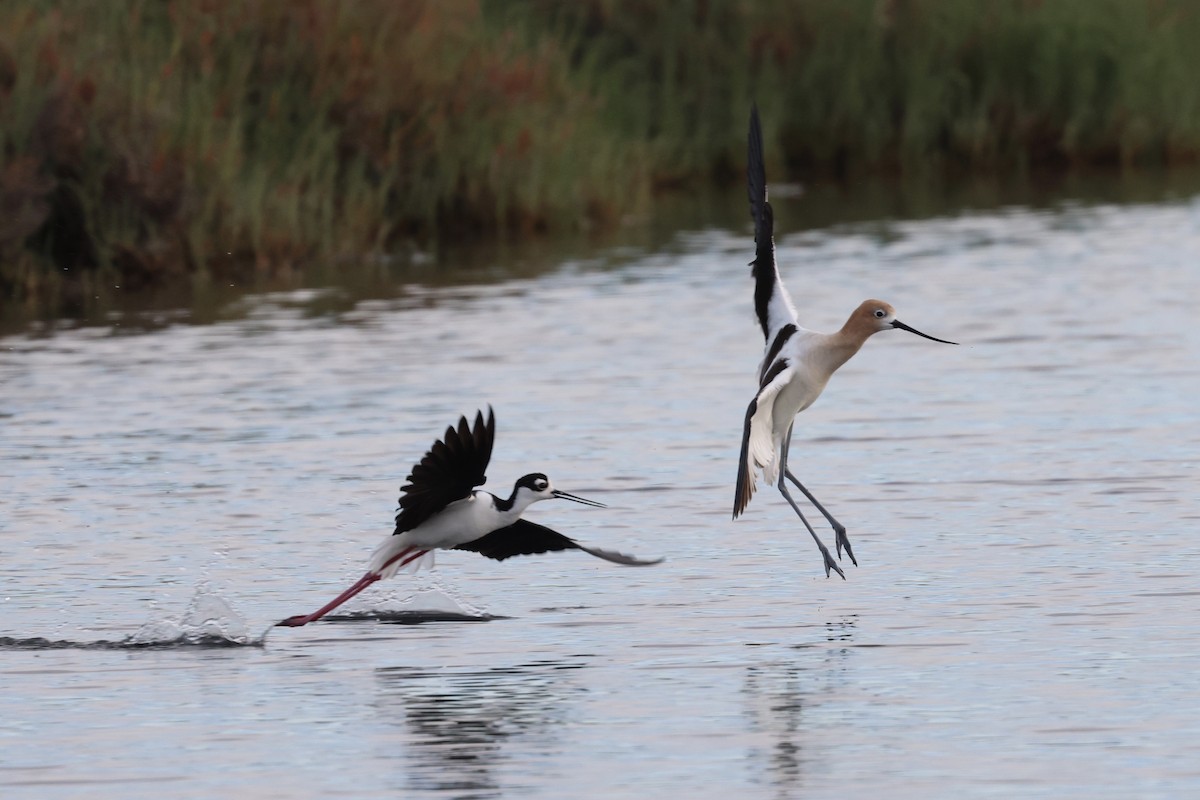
left=375, top=659, right=588, bottom=796
left=743, top=617, right=857, bottom=794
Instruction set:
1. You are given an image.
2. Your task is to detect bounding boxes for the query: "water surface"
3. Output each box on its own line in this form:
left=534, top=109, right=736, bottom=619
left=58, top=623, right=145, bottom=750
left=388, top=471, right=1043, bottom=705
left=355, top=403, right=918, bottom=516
left=2, top=180, right=1199, bottom=798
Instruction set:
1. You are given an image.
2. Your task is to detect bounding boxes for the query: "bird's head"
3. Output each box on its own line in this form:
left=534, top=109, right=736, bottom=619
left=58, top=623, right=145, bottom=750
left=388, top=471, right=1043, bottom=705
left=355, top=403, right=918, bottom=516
left=512, top=473, right=606, bottom=508
left=850, top=299, right=957, bottom=344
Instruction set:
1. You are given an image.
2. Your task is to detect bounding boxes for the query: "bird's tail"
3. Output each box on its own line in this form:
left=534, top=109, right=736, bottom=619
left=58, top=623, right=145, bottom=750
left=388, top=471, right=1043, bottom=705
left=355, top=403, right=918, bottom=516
left=369, top=535, right=436, bottom=579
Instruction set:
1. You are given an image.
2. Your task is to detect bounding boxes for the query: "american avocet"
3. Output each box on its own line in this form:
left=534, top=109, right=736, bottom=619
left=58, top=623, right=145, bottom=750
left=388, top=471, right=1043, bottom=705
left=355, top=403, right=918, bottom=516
left=733, top=105, right=957, bottom=579
left=278, top=407, right=661, bottom=627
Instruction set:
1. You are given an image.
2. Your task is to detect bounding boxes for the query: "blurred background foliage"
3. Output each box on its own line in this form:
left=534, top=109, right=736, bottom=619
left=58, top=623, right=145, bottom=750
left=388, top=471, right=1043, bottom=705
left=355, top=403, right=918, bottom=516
left=2, top=0, right=1199, bottom=312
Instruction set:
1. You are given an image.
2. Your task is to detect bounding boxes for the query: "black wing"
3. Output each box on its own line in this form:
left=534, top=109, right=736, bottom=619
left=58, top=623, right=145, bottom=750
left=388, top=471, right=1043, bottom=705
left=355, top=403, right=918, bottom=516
left=734, top=357, right=793, bottom=519
left=394, top=407, right=496, bottom=534
left=455, top=519, right=663, bottom=566
left=748, top=103, right=771, bottom=244
left=733, top=395, right=758, bottom=519
left=748, top=103, right=777, bottom=340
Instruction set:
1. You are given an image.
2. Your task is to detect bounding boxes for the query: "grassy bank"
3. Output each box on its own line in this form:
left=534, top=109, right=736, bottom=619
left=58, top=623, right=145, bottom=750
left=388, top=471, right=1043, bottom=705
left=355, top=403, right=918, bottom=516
left=501, top=0, right=1200, bottom=176
left=3, top=0, right=1199, bottom=317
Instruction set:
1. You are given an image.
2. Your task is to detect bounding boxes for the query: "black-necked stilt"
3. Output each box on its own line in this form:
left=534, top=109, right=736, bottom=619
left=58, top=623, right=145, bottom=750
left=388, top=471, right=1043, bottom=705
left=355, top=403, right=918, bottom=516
left=732, top=105, right=958, bottom=579
left=278, top=407, right=661, bottom=627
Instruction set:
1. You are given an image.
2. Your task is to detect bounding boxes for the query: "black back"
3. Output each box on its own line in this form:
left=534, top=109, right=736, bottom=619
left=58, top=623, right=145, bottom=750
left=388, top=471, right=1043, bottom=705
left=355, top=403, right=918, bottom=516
left=760, top=323, right=796, bottom=384
left=394, top=407, right=495, bottom=534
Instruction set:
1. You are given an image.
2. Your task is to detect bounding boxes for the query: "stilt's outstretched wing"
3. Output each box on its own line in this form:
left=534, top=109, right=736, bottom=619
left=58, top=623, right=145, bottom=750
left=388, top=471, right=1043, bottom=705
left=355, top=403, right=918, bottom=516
left=456, top=519, right=663, bottom=566
left=394, top=407, right=495, bottom=534
left=748, top=104, right=798, bottom=342
left=733, top=359, right=796, bottom=518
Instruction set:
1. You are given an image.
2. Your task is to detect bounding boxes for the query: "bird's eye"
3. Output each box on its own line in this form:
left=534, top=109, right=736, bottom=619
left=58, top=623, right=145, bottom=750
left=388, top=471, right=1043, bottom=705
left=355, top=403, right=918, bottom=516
left=535, top=479, right=548, bottom=490
left=873, top=309, right=886, bottom=318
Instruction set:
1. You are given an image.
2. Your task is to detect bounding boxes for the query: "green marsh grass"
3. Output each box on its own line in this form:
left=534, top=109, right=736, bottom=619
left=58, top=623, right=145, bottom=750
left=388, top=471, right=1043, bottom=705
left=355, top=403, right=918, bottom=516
left=2, top=0, right=1200, bottom=316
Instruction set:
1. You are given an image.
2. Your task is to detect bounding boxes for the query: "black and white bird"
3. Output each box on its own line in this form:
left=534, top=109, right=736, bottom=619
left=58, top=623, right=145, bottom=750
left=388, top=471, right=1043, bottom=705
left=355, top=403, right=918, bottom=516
left=733, top=105, right=958, bottom=579
left=279, top=407, right=661, bottom=627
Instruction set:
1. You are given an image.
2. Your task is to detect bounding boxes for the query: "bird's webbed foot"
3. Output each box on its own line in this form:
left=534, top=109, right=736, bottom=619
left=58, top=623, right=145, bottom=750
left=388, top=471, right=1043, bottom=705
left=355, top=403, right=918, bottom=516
left=834, top=524, right=857, bottom=567
left=818, top=542, right=846, bottom=580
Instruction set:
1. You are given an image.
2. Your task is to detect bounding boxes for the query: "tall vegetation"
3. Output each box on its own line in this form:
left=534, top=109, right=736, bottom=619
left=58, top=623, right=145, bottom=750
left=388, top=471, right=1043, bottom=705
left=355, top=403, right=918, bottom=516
left=2, top=0, right=1199, bottom=314
left=498, top=0, right=1200, bottom=175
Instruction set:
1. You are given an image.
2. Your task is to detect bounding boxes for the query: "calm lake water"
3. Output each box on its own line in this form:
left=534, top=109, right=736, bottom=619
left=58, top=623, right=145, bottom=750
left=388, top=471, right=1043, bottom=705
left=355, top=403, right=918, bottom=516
left=2, top=173, right=1199, bottom=798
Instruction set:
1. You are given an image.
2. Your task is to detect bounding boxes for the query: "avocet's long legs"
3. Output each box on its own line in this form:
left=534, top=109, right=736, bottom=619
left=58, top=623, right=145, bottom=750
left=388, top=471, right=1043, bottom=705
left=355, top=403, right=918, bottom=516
left=780, top=424, right=857, bottom=566
left=733, top=105, right=957, bottom=579
left=776, top=425, right=844, bottom=579
left=785, top=470, right=855, bottom=566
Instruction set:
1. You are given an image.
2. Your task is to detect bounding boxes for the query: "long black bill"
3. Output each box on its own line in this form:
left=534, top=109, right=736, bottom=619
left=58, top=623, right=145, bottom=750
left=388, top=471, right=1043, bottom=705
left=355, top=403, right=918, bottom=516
left=552, top=490, right=607, bottom=508
left=892, top=319, right=958, bottom=345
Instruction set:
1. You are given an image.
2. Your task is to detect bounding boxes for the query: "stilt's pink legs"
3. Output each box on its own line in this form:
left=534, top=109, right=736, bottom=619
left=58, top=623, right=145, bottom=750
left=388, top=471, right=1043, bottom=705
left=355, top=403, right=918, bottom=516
left=397, top=549, right=427, bottom=569
left=276, top=546, right=429, bottom=627
left=276, top=571, right=379, bottom=627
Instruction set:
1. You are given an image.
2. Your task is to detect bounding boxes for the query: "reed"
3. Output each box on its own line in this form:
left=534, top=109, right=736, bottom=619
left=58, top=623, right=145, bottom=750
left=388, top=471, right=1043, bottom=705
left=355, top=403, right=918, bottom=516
left=502, top=0, right=1200, bottom=174
left=2, top=0, right=1199, bottom=315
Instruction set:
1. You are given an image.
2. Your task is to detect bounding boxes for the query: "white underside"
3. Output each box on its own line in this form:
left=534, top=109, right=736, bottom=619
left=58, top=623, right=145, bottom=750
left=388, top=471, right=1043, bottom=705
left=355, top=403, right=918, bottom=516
left=747, top=331, right=831, bottom=489
left=367, top=492, right=523, bottom=579
left=370, top=543, right=436, bottom=579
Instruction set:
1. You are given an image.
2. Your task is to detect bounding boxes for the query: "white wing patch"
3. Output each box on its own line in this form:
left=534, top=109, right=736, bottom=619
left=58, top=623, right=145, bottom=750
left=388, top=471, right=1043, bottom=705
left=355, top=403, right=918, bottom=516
left=747, top=363, right=795, bottom=487
left=765, top=267, right=799, bottom=343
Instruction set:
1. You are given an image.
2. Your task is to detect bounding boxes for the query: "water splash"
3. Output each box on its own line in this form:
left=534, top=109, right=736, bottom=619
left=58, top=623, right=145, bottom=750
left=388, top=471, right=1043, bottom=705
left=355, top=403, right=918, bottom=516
left=0, top=584, right=261, bottom=650
left=128, top=583, right=257, bottom=645
left=328, top=582, right=501, bottom=624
